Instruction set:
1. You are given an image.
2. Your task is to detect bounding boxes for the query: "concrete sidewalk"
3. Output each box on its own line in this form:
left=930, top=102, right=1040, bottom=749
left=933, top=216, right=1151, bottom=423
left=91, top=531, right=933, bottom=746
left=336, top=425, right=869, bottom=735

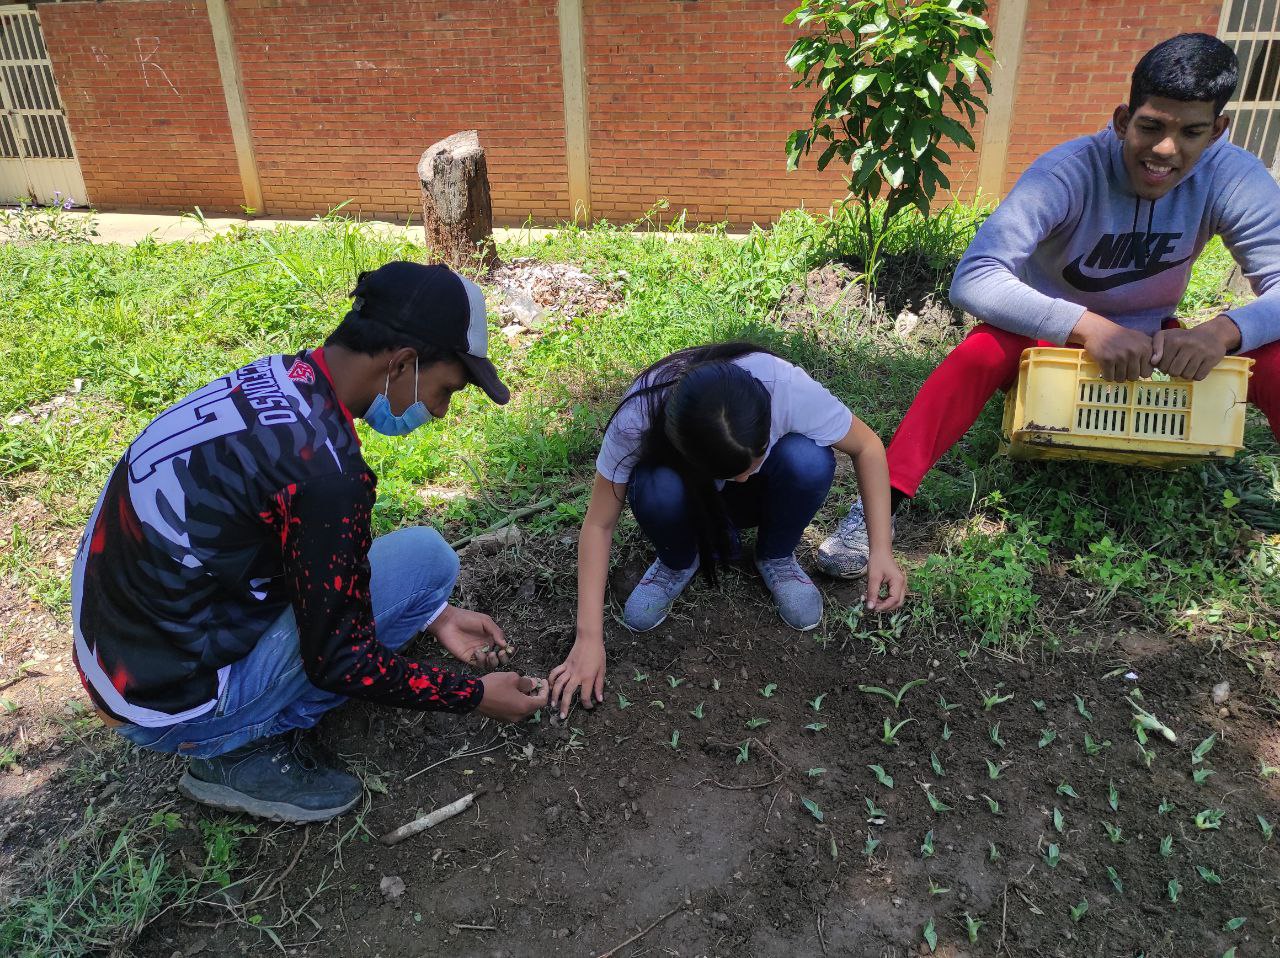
left=75, top=210, right=561, bottom=246
left=62, top=210, right=744, bottom=246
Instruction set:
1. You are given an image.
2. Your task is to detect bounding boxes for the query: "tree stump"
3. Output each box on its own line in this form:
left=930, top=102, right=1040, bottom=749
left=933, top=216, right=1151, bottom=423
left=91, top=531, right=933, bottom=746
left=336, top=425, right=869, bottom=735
left=417, top=130, right=497, bottom=270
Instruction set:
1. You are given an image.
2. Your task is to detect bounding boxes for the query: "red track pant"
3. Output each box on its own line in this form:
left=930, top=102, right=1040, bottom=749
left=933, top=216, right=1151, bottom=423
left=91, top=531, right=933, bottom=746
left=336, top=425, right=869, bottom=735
left=886, top=322, right=1280, bottom=497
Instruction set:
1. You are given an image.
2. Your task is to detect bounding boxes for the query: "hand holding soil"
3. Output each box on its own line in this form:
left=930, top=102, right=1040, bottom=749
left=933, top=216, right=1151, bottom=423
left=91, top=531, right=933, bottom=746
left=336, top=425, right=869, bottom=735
left=428, top=604, right=511, bottom=670
left=476, top=671, right=548, bottom=722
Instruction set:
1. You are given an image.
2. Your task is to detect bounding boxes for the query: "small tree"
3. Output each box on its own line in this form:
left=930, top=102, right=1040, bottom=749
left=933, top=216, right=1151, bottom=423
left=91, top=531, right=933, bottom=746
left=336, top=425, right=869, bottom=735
left=785, top=0, right=994, bottom=283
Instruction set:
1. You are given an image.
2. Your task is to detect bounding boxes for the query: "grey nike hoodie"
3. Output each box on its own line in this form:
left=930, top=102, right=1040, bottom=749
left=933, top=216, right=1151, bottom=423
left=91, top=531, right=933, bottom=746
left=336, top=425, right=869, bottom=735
left=950, top=126, right=1280, bottom=354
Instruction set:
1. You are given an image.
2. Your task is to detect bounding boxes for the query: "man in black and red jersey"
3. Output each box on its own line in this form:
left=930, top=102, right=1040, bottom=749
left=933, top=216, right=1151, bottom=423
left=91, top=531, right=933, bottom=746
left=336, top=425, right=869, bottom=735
left=72, top=261, right=548, bottom=822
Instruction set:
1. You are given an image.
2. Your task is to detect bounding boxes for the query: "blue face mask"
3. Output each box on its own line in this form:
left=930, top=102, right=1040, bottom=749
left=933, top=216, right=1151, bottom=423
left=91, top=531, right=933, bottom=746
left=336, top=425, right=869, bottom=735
left=363, top=357, right=432, bottom=437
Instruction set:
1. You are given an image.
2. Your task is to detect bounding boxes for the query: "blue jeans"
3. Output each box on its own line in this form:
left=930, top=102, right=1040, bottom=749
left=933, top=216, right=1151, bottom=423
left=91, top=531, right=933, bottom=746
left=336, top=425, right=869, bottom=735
left=118, top=526, right=459, bottom=759
left=628, top=432, right=836, bottom=569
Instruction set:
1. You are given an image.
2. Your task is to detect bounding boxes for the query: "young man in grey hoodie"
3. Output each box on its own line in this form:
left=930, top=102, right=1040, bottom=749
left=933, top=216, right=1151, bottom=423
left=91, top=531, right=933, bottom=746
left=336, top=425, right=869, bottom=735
left=817, top=32, right=1280, bottom=578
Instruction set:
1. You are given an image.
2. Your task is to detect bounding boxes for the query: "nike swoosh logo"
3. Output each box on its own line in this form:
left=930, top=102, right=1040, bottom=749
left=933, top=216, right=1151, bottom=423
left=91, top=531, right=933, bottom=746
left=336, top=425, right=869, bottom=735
left=1062, top=253, right=1193, bottom=292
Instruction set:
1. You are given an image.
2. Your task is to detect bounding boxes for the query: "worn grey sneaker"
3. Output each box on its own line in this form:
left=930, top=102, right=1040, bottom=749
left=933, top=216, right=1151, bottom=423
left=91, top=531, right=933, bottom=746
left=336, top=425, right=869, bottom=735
left=178, top=732, right=362, bottom=823
left=756, top=554, right=823, bottom=631
left=816, top=496, right=894, bottom=579
left=623, top=556, right=700, bottom=632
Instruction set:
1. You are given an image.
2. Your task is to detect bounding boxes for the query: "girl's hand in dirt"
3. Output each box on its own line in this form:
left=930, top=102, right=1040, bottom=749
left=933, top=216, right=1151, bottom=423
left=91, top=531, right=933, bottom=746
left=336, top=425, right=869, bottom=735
left=428, top=605, right=511, bottom=670
left=476, top=672, right=549, bottom=723
left=865, top=551, right=907, bottom=612
left=547, top=638, right=606, bottom=719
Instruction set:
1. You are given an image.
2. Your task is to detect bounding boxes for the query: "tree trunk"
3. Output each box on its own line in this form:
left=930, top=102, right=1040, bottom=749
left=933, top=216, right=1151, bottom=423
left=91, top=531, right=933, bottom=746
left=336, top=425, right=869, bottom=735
left=417, top=130, right=496, bottom=270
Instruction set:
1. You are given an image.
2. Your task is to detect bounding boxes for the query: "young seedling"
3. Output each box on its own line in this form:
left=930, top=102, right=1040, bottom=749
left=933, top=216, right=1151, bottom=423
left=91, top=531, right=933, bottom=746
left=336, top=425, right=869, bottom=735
left=921, top=829, right=934, bottom=858
left=923, top=919, right=937, bottom=953
left=1106, top=865, right=1123, bottom=892
left=937, top=693, right=960, bottom=713
left=1043, top=843, right=1061, bottom=868
left=940, top=722, right=952, bottom=741
left=1196, top=865, right=1222, bottom=885
left=982, top=794, right=1001, bottom=815
left=928, top=878, right=950, bottom=896
left=1158, top=797, right=1175, bottom=816
left=805, top=721, right=828, bottom=733
left=1131, top=702, right=1177, bottom=742
left=1038, top=728, right=1057, bottom=748
left=667, top=675, right=686, bottom=689
left=988, top=842, right=1001, bottom=862
left=1260, top=762, right=1280, bottom=779
left=964, top=912, right=982, bottom=944
left=808, top=692, right=827, bottom=712
left=930, top=751, right=945, bottom=777
left=712, top=678, right=721, bottom=691
left=1056, top=782, right=1081, bottom=800
left=1224, top=917, right=1247, bottom=932
left=1193, top=767, right=1215, bottom=784
left=650, top=700, right=666, bottom=710
left=1258, top=813, right=1274, bottom=841
left=1159, top=835, right=1174, bottom=857
left=882, top=717, right=915, bottom=746
left=735, top=742, right=750, bottom=765
left=1074, top=694, right=1093, bottom=721
left=863, top=836, right=880, bottom=858
left=1108, top=781, right=1120, bottom=812
left=1070, top=900, right=1088, bottom=923
left=1032, top=698, right=1047, bottom=712
left=1195, top=808, right=1225, bottom=831
left=868, top=764, right=894, bottom=789
left=924, top=786, right=953, bottom=814
left=617, top=693, right=632, bottom=710
left=1083, top=732, right=1111, bottom=756
left=745, top=717, right=770, bottom=729
left=1053, top=807, right=1065, bottom=833
left=989, top=722, right=1006, bottom=748
left=865, top=797, right=888, bottom=821
left=633, top=668, right=649, bottom=682
left=759, top=683, right=777, bottom=698
left=1167, top=878, right=1182, bottom=903
left=689, top=701, right=704, bottom=720
left=1224, top=948, right=1238, bottom=958
left=859, top=678, right=927, bottom=710
left=668, top=730, right=681, bottom=749
left=802, top=797, right=824, bottom=822
left=982, top=687, right=1015, bottom=711
left=1191, top=733, right=1217, bottom=765
left=1137, top=743, right=1157, bottom=769
left=1102, top=822, right=1125, bottom=845
left=806, top=767, right=826, bottom=777
left=986, top=759, right=1007, bottom=780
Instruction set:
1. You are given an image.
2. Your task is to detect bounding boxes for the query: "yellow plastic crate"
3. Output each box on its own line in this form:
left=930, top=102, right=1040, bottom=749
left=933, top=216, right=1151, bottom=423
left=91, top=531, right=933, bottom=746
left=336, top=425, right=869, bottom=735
left=1001, top=347, right=1255, bottom=468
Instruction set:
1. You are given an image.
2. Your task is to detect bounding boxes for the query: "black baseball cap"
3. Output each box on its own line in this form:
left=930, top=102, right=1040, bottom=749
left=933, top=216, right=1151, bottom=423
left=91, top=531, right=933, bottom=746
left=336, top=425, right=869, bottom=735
left=347, top=261, right=510, bottom=405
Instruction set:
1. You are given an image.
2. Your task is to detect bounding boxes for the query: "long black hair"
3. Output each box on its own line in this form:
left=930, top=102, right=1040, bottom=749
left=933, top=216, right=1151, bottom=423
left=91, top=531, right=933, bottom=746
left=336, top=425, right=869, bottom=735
left=608, top=341, right=775, bottom=581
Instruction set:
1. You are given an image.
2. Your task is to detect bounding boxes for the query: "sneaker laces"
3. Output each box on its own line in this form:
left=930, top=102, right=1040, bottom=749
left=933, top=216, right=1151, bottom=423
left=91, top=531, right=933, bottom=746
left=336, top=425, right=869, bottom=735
left=643, top=560, right=695, bottom=589
left=835, top=502, right=868, bottom=542
left=758, top=556, right=811, bottom=585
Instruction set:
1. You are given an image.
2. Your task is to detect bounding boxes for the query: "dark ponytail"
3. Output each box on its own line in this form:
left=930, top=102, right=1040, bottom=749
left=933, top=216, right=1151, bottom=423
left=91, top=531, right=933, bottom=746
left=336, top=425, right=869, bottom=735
left=607, top=342, right=775, bottom=581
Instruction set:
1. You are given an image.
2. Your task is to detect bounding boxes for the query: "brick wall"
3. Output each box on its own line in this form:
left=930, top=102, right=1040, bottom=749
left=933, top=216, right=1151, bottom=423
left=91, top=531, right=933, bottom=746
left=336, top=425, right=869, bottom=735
left=33, top=0, right=1227, bottom=225
left=40, top=0, right=244, bottom=211
left=582, top=0, right=993, bottom=227
left=1003, top=0, right=1222, bottom=191
left=226, top=0, right=569, bottom=222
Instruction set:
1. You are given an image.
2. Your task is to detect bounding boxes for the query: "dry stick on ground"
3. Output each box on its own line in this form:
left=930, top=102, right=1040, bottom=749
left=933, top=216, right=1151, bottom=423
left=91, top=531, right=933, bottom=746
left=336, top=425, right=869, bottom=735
left=449, top=483, right=589, bottom=551
left=997, top=881, right=1009, bottom=955
left=403, top=735, right=506, bottom=783
left=591, top=903, right=685, bottom=958
left=380, top=789, right=486, bottom=846
left=693, top=772, right=785, bottom=791
left=248, top=829, right=310, bottom=907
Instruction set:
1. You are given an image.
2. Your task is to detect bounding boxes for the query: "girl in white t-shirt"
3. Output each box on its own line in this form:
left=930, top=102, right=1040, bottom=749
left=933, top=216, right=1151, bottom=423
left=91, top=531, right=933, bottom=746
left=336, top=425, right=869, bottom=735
left=547, top=342, right=904, bottom=718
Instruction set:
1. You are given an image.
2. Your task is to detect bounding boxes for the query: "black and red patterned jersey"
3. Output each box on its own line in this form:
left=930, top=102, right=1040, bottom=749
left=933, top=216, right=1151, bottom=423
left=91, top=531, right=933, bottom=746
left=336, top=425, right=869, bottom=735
left=71, top=348, right=483, bottom=727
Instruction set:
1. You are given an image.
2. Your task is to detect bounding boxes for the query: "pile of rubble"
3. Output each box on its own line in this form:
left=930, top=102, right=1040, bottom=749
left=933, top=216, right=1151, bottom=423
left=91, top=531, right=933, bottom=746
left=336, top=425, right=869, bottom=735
left=489, top=258, right=623, bottom=339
